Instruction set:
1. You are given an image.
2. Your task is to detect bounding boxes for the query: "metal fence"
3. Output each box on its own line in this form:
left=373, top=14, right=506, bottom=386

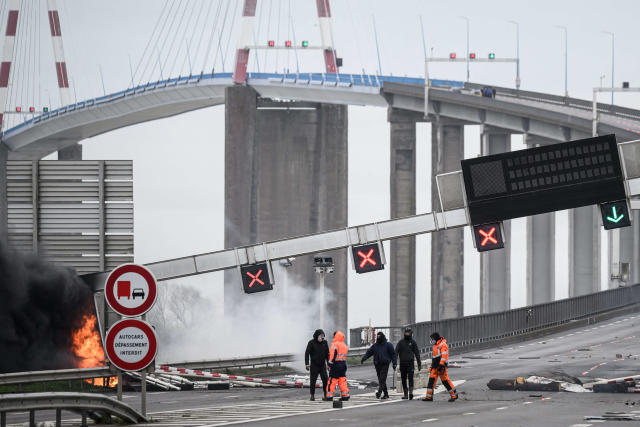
left=351, top=284, right=640, bottom=352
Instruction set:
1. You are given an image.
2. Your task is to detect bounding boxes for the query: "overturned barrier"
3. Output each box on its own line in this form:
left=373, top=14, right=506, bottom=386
left=158, top=365, right=307, bottom=388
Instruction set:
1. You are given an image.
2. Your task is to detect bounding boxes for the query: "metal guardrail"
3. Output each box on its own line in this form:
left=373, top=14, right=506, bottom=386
left=351, top=284, right=640, bottom=353
left=465, top=82, right=640, bottom=120
left=0, top=392, right=146, bottom=426
left=0, top=354, right=294, bottom=387
left=161, top=353, right=294, bottom=370
left=0, top=367, right=112, bottom=387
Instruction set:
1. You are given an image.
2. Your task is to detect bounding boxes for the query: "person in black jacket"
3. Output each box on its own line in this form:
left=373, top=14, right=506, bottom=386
left=395, top=327, right=422, bottom=400
left=361, top=331, right=397, bottom=399
left=305, top=329, right=329, bottom=401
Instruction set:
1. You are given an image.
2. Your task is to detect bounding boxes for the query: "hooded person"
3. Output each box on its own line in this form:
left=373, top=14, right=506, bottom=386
left=304, top=329, right=330, bottom=401
left=423, top=332, right=458, bottom=402
left=324, top=330, right=350, bottom=401
left=395, top=327, right=422, bottom=400
left=361, top=331, right=397, bottom=399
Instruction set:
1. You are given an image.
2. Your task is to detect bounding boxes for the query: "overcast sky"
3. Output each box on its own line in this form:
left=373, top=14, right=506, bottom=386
left=6, top=0, right=640, bottom=332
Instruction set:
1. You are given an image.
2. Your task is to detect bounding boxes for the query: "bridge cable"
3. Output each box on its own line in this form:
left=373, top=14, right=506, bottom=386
left=286, top=0, right=290, bottom=72
left=222, top=0, right=239, bottom=73
left=135, top=1, right=172, bottom=85
left=138, top=1, right=177, bottom=85
left=174, top=0, right=201, bottom=77
left=159, top=0, right=188, bottom=80
left=263, top=0, right=273, bottom=72
left=289, top=13, right=299, bottom=74
left=131, top=0, right=170, bottom=88
left=182, top=0, right=206, bottom=75
left=212, top=0, right=232, bottom=73
left=253, top=0, right=265, bottom=73
left=201, top=0, right=223, bottom=73
left=191, top=0, right=214, bottom=75
left=167, top=0, right=198, bottom=78
left=346, top=0, right=366, bottom=76
left=37, top=0, right=42, bottom=110
left=275, top=0, right=281, bottom=72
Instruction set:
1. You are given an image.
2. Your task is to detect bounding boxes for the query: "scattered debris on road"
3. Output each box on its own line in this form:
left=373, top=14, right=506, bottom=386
left=488, top=375, right=590, bottom=392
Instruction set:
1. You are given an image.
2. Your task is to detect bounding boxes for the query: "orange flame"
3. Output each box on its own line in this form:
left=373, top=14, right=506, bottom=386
left=72, top=314, right=118, bottom=387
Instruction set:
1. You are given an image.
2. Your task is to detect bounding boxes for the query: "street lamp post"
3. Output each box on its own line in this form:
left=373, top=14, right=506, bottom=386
left=555, top=26, right=568, bottom=97
left=603, top=31, right=615, bottom=104
left=507, top=21, right=520, bottom=90
left=458, top=16, right=470, bottom=82
left=313, top=256, right=334, bottom=328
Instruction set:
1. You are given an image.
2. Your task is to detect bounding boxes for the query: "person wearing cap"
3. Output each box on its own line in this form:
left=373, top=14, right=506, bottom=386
left=423, top=332, right=458, bottom=402
left=395, top=327, right=421, bottom=400
left=305, top=329, right=329, bottom=401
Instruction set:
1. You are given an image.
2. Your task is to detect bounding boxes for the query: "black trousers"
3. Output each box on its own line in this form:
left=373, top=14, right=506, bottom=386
left=400, top=363, right=414, bottom=391
left=309, top=365, right=328, bottom=396
left=375, top=363, right=390, bottom=393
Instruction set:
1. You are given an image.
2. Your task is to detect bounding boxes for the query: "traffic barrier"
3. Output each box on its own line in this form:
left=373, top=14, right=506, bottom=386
left=158, top=365, right=306, bottom=388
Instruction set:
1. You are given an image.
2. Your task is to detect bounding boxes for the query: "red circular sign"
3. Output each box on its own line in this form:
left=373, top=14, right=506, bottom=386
left=105, top=264, right=157, bottom=317
left=105, top=319, right=157, bottom=372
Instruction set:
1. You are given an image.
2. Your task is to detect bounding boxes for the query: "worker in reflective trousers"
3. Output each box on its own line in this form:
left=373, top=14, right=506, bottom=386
left=324, top=330, right=350, bottom=401
left=423, top=332, right=458, bottom=402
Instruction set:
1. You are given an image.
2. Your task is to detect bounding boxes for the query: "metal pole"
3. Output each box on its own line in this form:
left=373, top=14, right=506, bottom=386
left=141, top=371, right=147, bottom=417
left=603, top=31, right=614, bottom=104
left=424, top=59, right=429, bottom=119
left=555, top=26, right=567, bottom=96
left=508, top=21, right=520, bottom=89
left=319, top=272, right=325, bottom=328
left=459, top=16, right=470, bottom=82
left=117, top=372, right=123, bottom=401
left=592, top=88, right=598, bottom=137
left=419, top=16, right=427, bottom=61
left=372, top=14, right=382, bottom=75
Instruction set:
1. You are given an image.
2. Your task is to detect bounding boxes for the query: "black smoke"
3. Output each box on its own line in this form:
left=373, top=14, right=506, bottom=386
left=0, top=240, right=94, bottom=373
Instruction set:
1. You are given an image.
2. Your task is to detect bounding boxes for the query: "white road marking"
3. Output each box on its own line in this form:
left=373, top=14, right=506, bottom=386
left=422, top=419, right=439, bottom=423
left=463, top=412, right=477, bottom=415
left=570, top=424, right=592, bottom=427
left=496, top=406, right=508, bottom=410
left=523, top=401, right=533, bottom=405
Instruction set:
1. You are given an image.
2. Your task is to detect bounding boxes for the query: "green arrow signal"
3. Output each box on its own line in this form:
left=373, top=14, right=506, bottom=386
left=606, top=206, right=625, bottom=223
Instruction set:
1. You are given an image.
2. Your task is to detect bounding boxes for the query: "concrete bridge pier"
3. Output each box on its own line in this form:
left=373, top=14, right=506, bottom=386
left=524, top=136, right=555, bottom=304
left=58, top=144, right=83, bottom=160
left=569, top=206, right=600, bottom=296
left=388, top=108, right=424, bottom=339
left=430, top=120, right=464, bottom=320
left=0, top=144, right=7, bottom=244
left=609, top=210, right=640, bottom=287
left=224, top=86, right=348, bottom=333
left=479, top=127, right=511, bottom=312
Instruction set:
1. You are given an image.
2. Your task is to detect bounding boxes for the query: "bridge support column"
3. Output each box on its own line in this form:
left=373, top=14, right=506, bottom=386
left=388, top=108, right=422, bottom=338
left=569, top=206, right=600, bottom=296
left=431, top=121, right=464, bottom=320
left=58, top=144, right=83, bottom=160
left=0, top=143, right=7, bottom=244
left=480, top=128, right=510, bottom=312
left=224, top=86, right=348, bottom=333
left=524, top=136, right=555, bottom=304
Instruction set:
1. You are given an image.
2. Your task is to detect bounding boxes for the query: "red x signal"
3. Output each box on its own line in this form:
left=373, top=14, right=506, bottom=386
left=357, top=249, right=377, bottom=268
left=246, top=269, right=264, bottom=287
left=479, top=227, right=498, bottom=246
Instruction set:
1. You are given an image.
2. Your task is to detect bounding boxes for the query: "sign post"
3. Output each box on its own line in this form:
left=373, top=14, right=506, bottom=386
left=104, top=264, right=158, bottom=416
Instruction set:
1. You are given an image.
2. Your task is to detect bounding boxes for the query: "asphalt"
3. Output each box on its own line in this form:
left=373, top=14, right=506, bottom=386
left=6, top=310, right=640, bottom=427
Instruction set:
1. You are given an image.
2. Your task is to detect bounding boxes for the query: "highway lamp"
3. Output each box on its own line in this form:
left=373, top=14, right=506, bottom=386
left=603, top=31, right=615, bottom=104
left=555, top=25, right=568, bottom=97
left=507, top=20, right=520, bottom=89
left=458, top=16, right=470, bottom=82
left=313, top=256, right=334, bottom=328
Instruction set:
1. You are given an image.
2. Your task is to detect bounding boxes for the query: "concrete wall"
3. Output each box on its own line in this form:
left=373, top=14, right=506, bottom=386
left=388, top=108, right=422, bottom=338
left=480, top=129, right=511, bottom=312
left=58, top=144, right=83, bottom=160
left=0, top=143, right=7, bottom=244
left=431, top=121, right=464, bottom=320
left=224, top=86, right=348, bottom=332
left=569, top=206, right=600, bottom=296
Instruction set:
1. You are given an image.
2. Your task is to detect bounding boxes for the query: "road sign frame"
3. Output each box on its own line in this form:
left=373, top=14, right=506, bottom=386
left=105, top=264, right=157, bottom=317
left=105, top=318, right=158, bottom=372
left=472, top=222, right=506, bottom=252
left=599, top=199, right=632, bottom=230
left=461, top=134, right=627, bottom=224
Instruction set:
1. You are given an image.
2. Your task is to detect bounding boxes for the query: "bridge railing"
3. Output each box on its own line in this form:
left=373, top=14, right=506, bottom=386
left=464, top=82, right=640, bottom=121
left=350, top=284, right=640, bottom=351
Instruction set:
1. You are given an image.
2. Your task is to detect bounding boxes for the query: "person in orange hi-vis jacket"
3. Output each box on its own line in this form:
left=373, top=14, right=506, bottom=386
left=323, top=330, right=350, bottom=401
left=422, top=332, right=458, bottom=402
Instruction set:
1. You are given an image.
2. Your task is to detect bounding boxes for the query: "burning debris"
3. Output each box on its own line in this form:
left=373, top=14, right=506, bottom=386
left=0, top=240, right=95, bottom=373
left=72, top=314, right=117, bottom=387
